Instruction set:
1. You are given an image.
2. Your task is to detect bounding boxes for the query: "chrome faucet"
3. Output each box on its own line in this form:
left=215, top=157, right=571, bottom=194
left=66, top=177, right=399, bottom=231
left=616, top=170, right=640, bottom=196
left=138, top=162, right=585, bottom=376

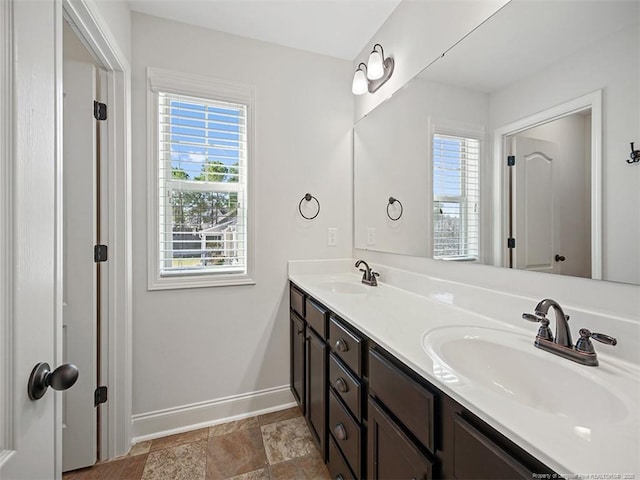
left=523, top=298, right=617, bottom=366
left=354, top=260, right=379, bottom=286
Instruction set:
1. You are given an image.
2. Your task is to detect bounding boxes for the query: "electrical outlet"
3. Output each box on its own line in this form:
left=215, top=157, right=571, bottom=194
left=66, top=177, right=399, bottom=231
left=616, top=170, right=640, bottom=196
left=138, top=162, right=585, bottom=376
left=327, top=227, right=337, bottom=247
left=367, top=227, right=376, bottom=246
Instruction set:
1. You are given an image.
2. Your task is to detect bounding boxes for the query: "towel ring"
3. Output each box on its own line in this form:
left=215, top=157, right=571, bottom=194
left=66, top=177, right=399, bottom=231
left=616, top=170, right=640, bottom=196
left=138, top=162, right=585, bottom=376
left=299, top=193, right=320, bottom=220
left=387, top=197, right=403, bottom=221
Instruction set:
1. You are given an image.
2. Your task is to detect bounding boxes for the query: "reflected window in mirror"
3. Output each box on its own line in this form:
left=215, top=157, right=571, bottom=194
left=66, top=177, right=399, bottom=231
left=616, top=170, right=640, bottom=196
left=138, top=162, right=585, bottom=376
left=432, top=133, right=480, bottom=261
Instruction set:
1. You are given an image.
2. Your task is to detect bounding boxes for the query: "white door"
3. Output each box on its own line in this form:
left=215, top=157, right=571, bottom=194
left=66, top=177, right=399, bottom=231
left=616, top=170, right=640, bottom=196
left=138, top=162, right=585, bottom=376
left=62, top=60, right=99, bottom=472
left=512, top=136, right=562, bottom=274
left=1, top=1, right=67, bottom=479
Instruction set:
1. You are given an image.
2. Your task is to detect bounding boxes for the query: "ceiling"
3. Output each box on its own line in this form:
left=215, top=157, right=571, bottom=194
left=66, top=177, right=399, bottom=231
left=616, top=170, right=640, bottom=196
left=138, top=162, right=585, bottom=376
left=128, top=0, right=402, bottom=60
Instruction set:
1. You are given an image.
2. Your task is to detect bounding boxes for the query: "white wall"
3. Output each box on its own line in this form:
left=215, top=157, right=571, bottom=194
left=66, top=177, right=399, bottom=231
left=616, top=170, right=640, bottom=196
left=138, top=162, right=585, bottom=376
left=89, top=0, right=131, bottom=63
left=130, top=13, right=352, bottom=432
left=352, top=0, right=508, bottom=121
left=490, top=23, right=639, bottom=285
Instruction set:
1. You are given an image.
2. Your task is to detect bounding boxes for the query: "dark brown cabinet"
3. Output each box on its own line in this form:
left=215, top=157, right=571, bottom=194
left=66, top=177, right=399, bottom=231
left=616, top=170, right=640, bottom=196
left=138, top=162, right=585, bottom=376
left=369, top=348, right=435, bottom=453
left=306, top=328, right=327, bottom=459
left=328, top=436, right=355, bottom=480
left=327, top=315, right=365, bottom=479
left=368, top=398, right=433, bottom=480
left=452, top=415, right=533, bottom=479
left=289, top=282, right=555, bottom=480
left=288, top=284, right=328, bottom=461
left=289, top=312, right=305, bottom=413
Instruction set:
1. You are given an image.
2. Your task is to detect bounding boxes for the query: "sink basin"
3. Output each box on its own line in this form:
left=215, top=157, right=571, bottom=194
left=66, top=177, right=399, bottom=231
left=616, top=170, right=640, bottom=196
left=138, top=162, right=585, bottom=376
left=317, top=281, right=369, bottom=295
left=422, top=326, right=629, bottom=424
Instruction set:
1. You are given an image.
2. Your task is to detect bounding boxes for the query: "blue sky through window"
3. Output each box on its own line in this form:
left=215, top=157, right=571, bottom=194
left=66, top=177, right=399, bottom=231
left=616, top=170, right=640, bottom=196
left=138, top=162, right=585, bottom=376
left=168, top=99, right=244, bottom=180
left=433, top=136, right=463, bottom=198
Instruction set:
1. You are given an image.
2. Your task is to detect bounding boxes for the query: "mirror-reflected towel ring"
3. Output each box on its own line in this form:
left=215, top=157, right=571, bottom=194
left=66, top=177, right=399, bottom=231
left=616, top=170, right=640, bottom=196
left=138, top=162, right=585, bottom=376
left=386, top=196, right=403, bottom=221
left=299, top=193, right=320, bottom=220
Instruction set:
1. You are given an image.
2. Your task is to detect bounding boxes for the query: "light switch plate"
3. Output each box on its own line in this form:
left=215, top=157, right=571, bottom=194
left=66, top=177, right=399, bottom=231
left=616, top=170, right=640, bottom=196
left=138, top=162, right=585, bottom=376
left=328, top=227, right=337, bottom=247
left=367, top=227, right=376, bottom=246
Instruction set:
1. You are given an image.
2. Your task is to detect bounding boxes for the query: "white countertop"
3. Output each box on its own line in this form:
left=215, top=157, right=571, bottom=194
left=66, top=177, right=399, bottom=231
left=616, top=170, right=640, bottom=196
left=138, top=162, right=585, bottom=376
left=288, top=270, right=640, bottom=476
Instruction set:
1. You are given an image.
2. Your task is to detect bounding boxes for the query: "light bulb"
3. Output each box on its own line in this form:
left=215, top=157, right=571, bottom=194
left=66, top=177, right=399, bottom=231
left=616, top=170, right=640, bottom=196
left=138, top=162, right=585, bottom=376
left=367, top=49, right=384, bottom=80
left=352, top=68, right=368, bottom=95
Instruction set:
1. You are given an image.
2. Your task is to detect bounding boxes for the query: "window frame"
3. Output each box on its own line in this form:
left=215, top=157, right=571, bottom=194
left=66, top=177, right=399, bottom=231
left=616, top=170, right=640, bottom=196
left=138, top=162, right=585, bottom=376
left=147, top=67, right=256, bottom=290
left=430, top=121, right=484, bottom=262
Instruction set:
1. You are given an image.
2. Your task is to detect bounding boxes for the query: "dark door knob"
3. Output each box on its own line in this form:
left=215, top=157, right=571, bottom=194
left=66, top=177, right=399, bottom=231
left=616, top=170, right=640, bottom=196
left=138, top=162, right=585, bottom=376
left=555, top=254, right=566, bottom=262
left=28, top=362, right=79, bottom=400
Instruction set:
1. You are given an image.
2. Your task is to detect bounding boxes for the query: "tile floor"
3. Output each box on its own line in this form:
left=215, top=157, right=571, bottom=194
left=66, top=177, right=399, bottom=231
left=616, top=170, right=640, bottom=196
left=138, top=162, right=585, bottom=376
left=63, top=407, right=331, bottom=480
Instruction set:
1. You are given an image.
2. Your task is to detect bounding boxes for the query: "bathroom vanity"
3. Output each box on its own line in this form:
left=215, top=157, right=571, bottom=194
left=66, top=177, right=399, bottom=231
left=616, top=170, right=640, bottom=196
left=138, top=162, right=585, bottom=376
left=288, top=264, right=640, bottom=479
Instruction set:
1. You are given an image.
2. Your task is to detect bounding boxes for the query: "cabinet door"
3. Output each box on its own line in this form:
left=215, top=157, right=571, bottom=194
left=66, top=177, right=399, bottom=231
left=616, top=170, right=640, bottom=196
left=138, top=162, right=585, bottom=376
left=368, top=398, right=433, bottom=480
left=290, top=313, right=306, bottom=414
left=306, top=329, right=327, bottom=460
left=453, top=415, right=533, bottom=479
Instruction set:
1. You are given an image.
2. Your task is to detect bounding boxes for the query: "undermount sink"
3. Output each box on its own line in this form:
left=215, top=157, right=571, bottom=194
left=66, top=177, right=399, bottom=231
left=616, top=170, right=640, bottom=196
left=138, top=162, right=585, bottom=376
left=317, top=280, right=369, bottom=294
left=422, top=326, right=629, bottom=424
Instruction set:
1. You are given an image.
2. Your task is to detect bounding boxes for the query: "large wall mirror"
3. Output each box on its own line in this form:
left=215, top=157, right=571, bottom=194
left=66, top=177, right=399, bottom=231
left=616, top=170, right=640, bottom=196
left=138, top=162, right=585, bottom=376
left=354, top=0, right=639, bottom=285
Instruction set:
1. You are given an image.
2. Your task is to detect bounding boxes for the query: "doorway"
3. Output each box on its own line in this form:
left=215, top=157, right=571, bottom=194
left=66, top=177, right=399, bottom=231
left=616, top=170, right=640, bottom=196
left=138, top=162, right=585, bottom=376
left=492, top=90, right=602, bottom=280
left=62, top=19, right=108, bottom=471
left=0, top=2, right=131, bottom=477
left=507, top=112, right=592, bottom=278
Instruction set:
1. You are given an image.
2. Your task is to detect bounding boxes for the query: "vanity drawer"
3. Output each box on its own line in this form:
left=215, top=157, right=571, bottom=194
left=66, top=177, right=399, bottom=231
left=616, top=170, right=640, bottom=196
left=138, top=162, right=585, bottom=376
left=329, top=353, right=362, bottom=421
left=289, top=284, right=305, bottom=318
left=453, top=415, right=532, bottom=479
left=305, top=298, right=328, bottom=338
left=328, top=436, right=355, bottom=480
left=329, top=316, right=363, bottom=377
left=369, top=348, right=435, bottom=452
left=329, top=390, right=361, bottom=479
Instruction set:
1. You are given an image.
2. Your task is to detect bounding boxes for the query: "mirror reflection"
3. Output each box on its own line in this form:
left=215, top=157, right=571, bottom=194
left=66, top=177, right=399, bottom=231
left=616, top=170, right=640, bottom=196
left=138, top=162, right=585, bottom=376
left=353, top=0, right=639, bottom=285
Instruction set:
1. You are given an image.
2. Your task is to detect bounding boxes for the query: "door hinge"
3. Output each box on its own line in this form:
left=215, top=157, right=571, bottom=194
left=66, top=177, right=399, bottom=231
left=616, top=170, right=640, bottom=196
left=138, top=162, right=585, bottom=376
left=94, top=386, right=107, bottom=406
left=507, top=155, right=516, bottom=167
left=93, top=101, right=107, bottom=121
left=507, top=237, right=516, bottom=249
left=94, top=245, right=108, bottom=263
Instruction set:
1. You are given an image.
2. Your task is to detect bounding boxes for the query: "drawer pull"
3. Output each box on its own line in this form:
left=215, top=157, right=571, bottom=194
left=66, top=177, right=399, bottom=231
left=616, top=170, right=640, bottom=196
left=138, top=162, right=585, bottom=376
left=335, top=377, right=349, bottom=393
left=336, top=476, right=344, bottom=480
left=335, top=338, right=349, bottom=352
left=297, top=329, right=303, bottom=335
left=334, top=422, right=348, bottom=441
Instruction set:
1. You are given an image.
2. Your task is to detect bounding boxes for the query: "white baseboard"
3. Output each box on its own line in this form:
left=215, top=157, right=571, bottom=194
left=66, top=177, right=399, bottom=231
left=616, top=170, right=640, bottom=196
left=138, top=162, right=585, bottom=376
left=131, top=385, right=296, bottom=445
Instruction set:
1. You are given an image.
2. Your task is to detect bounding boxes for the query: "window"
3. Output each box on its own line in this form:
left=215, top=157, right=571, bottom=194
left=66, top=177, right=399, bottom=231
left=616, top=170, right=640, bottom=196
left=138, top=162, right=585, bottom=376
left=432, top=133, right=480, bottom=261
left=148, top=69, right=254, bottom=289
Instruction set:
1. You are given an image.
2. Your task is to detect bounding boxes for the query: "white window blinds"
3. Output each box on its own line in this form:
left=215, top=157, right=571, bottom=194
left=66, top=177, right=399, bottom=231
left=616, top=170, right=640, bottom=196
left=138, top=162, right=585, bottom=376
left=432, top=133, right=480, bottom=260
left=158, top=91, right=248, bottom=276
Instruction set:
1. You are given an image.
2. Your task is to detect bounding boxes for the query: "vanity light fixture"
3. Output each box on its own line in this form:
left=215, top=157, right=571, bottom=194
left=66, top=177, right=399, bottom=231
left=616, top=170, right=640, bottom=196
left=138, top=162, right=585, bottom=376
left=351, top=43, right=394, bottom=95
left=352, top=63, right=369, bottom=95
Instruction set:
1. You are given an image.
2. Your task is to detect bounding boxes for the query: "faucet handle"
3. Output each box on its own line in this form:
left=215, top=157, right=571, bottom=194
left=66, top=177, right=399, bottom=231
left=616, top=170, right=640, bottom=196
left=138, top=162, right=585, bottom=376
left=591, top=332, right=617, bottom=345
left=576, top=328, right=617, bottom=354
left=523, top=312, right=553, bottom=341
left=523, top=312, right=547, bottom=323
left=579, top=328, right=617, bottom=345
